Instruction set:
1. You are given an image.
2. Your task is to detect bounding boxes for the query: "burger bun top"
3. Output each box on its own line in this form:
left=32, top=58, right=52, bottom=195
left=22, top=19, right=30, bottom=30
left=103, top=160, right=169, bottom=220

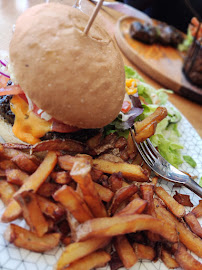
left=9, top=3, right=125, bottom=129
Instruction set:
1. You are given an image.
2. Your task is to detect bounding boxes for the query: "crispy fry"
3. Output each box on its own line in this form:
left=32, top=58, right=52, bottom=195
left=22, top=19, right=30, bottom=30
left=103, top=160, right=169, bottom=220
left=140, top=184, right=160, bottom=242
left=70, top=160, right=107, bottom=217
left=0, top=160, right=17, bottom=170
left=4, top=224, right=61, bottom=252
left=32, top=139, right=85, bottom=153
left=161, top=248, right=179, bottom=269
left=109, top=184, right=138, bottom=215
left=51, top=171, right=71, bottom=184
left=184, top=212, right=202, bottom=238
left=90, top=167, right=104, bottom=182
left=93, top=159, right=149, bottom=182
left=58, top=154, right=92, bottom=171
left=53, top=185, right=93, bottom=223
left=174, top=243, right=202, bottom=270
left=114, top=235, right=137, bottom=268
left=134, top=107, right=167, bottom=134
left=154, top=198, right=202, bottom=258
left=6, top=169, right=29, bottom=186
left=116, top=198, right=147, bottom=217
left=94, top=182, right=114, bottom=202
left=108, top=172, right=125, bottom=192
left=173, top=191, right=193, bottom=207
left=0, top=180, right=17, bottom=205
left=151, top=176, right=158, bottom=185
left=133, top=243, right=156, bottom=260
left=140, top=184, right=155, bottom=216
left=63, top=251, right=110, bottom=270
left=62, top=236, right=71, bottom=246
left=56, top=237, right=110, bottom=269
left=75, top=214, right=178, bottom=243
left=37, top=195, right=65, bottom=221
left=1, top=151, right=57, bottom=222
left=12, top=153, right=39, bottom=173
left=192, top=200, right=202, bottom=218
left=155, top=186, right=185, bottom=218
left=127, top=129, right=138, bottom=156
left=14, top=191, right=49, bottom=237
left=135, top=121, right=157, bottom=143
left=86, top=132, right=102, bottom=149
left=37, top=182, right=59, bottom=197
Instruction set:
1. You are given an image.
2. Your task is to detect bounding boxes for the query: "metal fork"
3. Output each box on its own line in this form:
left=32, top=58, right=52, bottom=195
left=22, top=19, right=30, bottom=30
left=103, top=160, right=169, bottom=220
left=130, top=129, right=202, bottom=198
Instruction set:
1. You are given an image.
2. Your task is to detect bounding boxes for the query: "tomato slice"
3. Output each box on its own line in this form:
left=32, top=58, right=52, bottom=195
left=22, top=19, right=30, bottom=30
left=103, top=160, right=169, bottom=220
left=0, top=85, right=24, bottom=96
left=52, top=120, right=80, bottom=133
left=121, top=100, right=132, bottom=114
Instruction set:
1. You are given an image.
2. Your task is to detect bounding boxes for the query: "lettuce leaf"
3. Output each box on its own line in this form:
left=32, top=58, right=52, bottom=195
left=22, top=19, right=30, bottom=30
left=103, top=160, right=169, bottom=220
left=125, top=66, right=144, bottom=81
left=183, top=156, right=197, bottom=168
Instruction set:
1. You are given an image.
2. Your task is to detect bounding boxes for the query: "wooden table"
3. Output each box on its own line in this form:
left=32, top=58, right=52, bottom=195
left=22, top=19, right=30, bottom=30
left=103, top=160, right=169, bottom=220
left=0, top=0, right=201, bottom=137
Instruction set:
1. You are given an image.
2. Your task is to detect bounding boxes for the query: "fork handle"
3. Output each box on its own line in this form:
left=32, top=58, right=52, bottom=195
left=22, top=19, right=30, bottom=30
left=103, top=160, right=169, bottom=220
left=184, top=177, right=202, bottom=198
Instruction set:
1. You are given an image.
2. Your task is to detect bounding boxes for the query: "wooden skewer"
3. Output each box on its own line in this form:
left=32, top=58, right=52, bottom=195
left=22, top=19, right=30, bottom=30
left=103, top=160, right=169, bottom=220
left=84, top=0, right=104, bottom=35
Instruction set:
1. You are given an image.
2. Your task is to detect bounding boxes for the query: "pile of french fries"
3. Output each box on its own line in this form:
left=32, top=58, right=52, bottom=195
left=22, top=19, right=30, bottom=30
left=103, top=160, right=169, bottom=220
left=0, top=107, right=201, bottom=270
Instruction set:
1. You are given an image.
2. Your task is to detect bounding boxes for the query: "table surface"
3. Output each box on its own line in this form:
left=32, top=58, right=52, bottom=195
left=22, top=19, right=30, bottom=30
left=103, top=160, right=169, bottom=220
left=0, top=0, right=201, bottom=137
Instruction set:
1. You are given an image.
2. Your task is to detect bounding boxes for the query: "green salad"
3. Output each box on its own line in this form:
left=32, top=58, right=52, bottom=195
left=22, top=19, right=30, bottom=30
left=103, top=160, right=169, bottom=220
left=105, top=66, right=196, bottom=169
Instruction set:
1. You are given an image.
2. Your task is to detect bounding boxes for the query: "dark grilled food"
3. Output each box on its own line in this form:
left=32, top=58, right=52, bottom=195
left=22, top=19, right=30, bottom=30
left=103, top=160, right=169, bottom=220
left=129, top=21, right=184, bottom=47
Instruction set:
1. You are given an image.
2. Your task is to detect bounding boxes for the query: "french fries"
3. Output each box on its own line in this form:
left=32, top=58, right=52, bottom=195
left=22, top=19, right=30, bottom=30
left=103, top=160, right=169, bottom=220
left=37, top=195, right=65, bottom=221
left=56, top=237, right=110, bottom=269
left=133, top=243, right=156, bottom=260
left=184, top=212, right=202, bottom=238
left=134, top=106, right=168, bottom=134
left=134, top=121, right=157, bottom=143
left=116, top=198, right=147, bottom=216
left=191, top=200, right=202, bottom=218
left=70, top=160, right=107, bottom=217
left=75, top=214, right=178, bottom=243
left=161, top=248, right=179, bottom=269
left=1, top=151, right=57, bottom=222
left=14, top=191, right=49, bottom=237
left=155, top=186, right=185, bottom=218
left=51, top=171, right=71, bottom=184
left=93, top=159, right=149, bottom=182
left=174, top=243, right=202, bottom=270
left=12, top=153, right=39, bottom=173
left=0, top=133, right=202, bottom=270
left=0, top=180, right=17, bottom=205
left=63, top=250, right=110, bottom=270
left=114, top=235, right=137, bottom=268
left=108, top=184, right=138, bottom=215
left=154, top=198, right=202, bottom=258
left=6, top=169, right=29, bottom=185
left=4, top=224, right=61, bottom=252
left=32, top=139, right=85, bottom=153
left=94, top=182, right=114, bottom=202
left=53, top=185, right=93, bottom=223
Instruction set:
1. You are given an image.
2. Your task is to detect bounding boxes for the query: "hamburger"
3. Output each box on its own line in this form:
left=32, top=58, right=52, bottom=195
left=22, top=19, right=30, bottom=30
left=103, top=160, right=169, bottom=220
left=0, top=3, right=125, bottom=145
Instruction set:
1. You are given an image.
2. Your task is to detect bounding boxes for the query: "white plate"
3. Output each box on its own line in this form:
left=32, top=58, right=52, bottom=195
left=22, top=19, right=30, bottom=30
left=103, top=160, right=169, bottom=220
left=0, top=102, right=202, bottom=270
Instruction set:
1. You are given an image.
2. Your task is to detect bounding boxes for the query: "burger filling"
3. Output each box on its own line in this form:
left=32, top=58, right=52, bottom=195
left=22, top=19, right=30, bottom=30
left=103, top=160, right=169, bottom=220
left=0, top=62, right=143, bottom=145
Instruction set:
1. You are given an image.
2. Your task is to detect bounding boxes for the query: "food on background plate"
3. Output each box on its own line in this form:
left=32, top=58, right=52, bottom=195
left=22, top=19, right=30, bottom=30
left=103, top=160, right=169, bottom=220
left=129, top=21, right=184, bottom=47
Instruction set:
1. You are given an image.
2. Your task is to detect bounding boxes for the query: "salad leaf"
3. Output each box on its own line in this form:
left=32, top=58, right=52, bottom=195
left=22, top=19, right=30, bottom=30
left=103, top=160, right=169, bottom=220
left=183, top=155, right=197, bottom=168
left=138, top=82, right=172, bottom=105
left=178, top=28, right=193, bottom=52
left=199, top=177, right=202, bottom=187
left=125, top=66, right=144, bottom=81
left=104, top=93, right=143, bottom=137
